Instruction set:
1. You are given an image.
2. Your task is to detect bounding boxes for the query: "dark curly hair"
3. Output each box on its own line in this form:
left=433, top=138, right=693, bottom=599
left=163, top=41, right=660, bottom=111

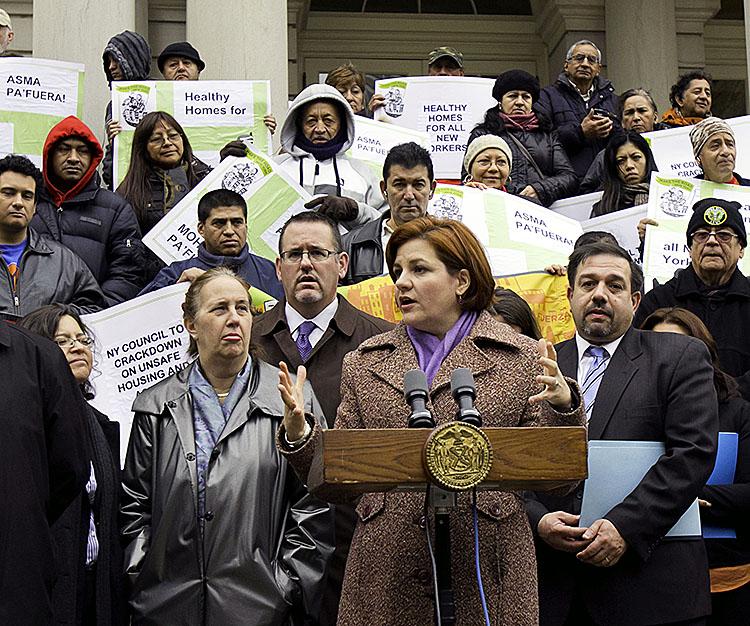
left=0, top=154, right=44, bottom=201
left=669, top=70, right=712, bottom=109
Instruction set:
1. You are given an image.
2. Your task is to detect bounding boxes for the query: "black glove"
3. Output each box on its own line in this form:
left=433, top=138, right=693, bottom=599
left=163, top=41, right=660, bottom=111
left=220, top=140, right=248, bottom=162
left=305, top=195, right=359, bottom=222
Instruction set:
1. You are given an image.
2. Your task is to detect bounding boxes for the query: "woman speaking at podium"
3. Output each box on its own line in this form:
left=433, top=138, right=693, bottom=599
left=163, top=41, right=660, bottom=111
left=278, top=216, right=584, bottom=625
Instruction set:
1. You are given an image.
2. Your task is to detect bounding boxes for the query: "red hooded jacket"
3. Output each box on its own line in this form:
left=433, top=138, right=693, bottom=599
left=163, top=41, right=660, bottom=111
left=42, top=115, right=104, bottom=207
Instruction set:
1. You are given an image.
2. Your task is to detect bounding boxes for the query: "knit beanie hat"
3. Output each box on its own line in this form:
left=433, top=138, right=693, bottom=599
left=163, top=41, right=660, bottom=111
left=689, top=116, right=734, bottom=160
left=492, top=70, right=540, bottom=102
left=464, top=134, right=513, bottom=173
left=157, top=41, right=205, bottom=73
left=687, top=197, right=746, bottom=247
left=103, top=30, right=151, bottom=82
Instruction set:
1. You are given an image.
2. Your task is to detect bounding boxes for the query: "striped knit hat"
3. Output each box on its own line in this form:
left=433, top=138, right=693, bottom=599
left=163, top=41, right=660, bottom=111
left=103, top=30, right=152, bottom=83
left=689, top=116, right=734, bottom=160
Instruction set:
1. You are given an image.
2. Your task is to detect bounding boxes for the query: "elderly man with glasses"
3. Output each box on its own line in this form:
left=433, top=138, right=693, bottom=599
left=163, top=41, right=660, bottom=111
left=535, top=39, right=619, bottom=182
left=634, top=197, right=750, bottom=399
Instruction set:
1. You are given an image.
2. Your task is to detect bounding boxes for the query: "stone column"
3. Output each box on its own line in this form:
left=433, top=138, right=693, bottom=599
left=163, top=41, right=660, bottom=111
left=605, top=0, right=679, bottom=114
left=186, top=0, right=288, bottom=150
left=32, top=0, right=136, bottom=142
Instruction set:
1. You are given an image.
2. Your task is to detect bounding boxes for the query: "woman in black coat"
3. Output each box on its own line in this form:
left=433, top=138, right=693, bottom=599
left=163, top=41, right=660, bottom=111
left=464, top=69, right=578, bottom=206
left=20, top=305, right=125, bottom=626
left=642, top=307, right=750, bottom=626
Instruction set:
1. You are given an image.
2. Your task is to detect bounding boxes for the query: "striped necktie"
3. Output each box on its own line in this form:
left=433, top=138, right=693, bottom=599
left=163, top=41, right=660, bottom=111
left=582, top=345, right=609, bottom=423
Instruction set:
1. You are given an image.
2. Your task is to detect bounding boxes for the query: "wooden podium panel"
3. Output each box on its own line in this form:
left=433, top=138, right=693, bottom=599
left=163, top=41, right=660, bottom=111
left=307, top=426, right=587, bottom=495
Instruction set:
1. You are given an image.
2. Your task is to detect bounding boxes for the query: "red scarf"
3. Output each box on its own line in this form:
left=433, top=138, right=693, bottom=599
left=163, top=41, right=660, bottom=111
left=500, top=111, right=540, bottom=132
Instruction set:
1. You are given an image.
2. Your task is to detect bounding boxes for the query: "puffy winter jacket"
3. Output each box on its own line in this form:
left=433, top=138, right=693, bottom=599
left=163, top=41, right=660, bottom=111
left=139, top=242, right=284, bottom=300
left=535, top=73, right=619, bottom=181
left=341, top=211, right=390, bottom=285
left=276, top=84, right=386, bottom=229
left=33, top=115, right=144, bottom=305
left=466, top=114, right=578, bottom=207
left=0, top=229, right=106, bottom=321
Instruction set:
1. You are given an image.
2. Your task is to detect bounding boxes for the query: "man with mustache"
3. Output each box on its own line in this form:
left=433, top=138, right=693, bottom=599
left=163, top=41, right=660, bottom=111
left=526, top=241, right=718, bottom=625
left=254, top=210, right=392, bottom=626
left=138, top=188, right=283, bottom=300
left=536, top=39, right=618, bottom=182
left=341, top=142, right=436, bottom=284
left=635, top=197, right=750, bottom=400
left=32, top=115, right=143, bottom=305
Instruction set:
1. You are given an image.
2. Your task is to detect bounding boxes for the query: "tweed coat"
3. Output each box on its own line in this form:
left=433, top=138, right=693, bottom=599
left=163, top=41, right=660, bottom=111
left=281, top=311, right=584, bottom=626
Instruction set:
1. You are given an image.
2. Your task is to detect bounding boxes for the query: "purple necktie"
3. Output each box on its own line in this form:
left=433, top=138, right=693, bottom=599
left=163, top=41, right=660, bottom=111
left=296, top=320, right=316, bottom=362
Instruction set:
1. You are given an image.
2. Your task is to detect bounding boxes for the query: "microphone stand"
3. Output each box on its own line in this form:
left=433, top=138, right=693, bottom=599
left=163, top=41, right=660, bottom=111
left=430, top=486, right=457, bottom=626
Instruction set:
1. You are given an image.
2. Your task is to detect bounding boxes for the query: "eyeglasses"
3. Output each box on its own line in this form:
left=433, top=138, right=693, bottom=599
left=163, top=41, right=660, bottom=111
left=279, top=248, right=338, bottom=264
left=568, top=53, right=599, bottom=65
left=147, top=131, right=183, bottom=147
left=54, top=335, right=93, bottom=349
left=691, top=230, right=739, bottom=244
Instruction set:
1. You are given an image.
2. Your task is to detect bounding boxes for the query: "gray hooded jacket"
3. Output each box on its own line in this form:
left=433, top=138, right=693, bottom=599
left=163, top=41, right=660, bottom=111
left=276, top=84, right=386, bottom=229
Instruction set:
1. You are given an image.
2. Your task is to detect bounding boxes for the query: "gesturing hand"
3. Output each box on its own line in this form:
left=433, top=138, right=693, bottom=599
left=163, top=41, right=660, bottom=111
left=529, top=338, right=572, bottom=410
left=278, top=362, right=307, bottom=441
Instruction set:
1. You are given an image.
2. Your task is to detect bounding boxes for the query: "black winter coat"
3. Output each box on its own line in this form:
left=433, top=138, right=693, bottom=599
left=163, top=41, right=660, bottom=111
left=535, top=73, right=619, bottom=181
left=341, top=211, right=390, bottom=285
left=51, top=405, right=125, bottom=626
left=465, top=114, right=578, bottom=207
left=634, top=266, right=750, bottom=399
left=32, top=172, right=144, bottom=305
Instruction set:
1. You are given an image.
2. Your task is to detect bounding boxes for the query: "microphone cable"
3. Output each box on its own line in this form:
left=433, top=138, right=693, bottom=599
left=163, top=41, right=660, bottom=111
left=423, top=485, right=442, bottom=626
left=472, top=488, right=491, bottom=626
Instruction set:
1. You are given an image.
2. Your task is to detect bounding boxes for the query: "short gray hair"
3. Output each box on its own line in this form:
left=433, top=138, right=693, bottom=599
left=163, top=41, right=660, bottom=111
left=566, top=40, right=602, bottom=63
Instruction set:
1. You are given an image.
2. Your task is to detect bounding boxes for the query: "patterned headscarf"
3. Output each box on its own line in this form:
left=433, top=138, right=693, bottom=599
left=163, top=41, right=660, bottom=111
left=689, top=116, right=734, bottom=160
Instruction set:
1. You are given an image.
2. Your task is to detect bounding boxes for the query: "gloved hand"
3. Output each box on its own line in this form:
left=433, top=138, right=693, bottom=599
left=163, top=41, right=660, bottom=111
left=305, top=195, right=359, bottom=222
left=220, top=140, right=248, bottom=161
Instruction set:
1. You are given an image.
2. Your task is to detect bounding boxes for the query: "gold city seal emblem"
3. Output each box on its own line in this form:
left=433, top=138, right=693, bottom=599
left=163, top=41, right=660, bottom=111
left=704, top=206, right=728, bottom=226
left=423, top=421, right=492, bottom=491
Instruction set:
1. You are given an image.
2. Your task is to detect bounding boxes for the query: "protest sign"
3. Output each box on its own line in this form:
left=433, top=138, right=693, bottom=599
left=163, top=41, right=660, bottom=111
left=83, top=284, right=191, bottom=463
left=112, top=80, right=271, bottom=187
left=0, top=57, right=84, bottom=166
left=642, top=116, right=750, bottom=179
left=642, top=173, right=750, bottom=288
left=582, top=204, right=647, bottom=261
left=374, top=76, right=495, bottom=179
left=549, top=191, right=603, bottom=221
left=347, top=116, right=430, bottom=176
left=428, top=184, right=583, bottom=274
left=142, top=149, right=311, bottom=265
left=339, top=271, right=574, bottom=343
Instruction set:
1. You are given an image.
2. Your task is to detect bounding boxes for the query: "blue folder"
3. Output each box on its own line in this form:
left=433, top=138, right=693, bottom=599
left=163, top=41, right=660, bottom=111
left=580, top=441, right=701, bottom=537
left=703, top=431, right=739, bottom=540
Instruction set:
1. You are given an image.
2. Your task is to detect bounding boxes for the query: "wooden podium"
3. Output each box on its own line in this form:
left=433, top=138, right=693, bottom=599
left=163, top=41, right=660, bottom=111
left=307, top=425, right=588, bottom=496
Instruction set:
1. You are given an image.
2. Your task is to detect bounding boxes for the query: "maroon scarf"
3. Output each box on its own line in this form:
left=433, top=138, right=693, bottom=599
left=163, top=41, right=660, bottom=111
left=500, top=111, right=540, bottom=132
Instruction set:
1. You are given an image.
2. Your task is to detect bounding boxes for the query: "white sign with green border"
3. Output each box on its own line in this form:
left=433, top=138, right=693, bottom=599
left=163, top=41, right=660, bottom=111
left=0, top=57, right=84, bottom=167
left=643, top=173, right=750, bottom=289
left=142, top=148, right=311, bottom=265
left=347, top=116, right=430, bottom=176
left=374, top=76, right=496, bottom=180
left=111, top=79, right=271, bottom=188
left=429, top=184, right=582, bottom=274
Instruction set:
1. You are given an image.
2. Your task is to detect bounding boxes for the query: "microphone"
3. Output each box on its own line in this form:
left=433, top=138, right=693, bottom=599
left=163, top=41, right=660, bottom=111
left=450, top=368, right=482, bottom=427
left=404, top=369, right=436, bottom=428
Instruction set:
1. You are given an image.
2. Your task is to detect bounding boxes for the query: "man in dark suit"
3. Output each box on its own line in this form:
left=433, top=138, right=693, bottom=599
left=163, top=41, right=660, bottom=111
left=526, top=241, right=718, bottom=626
left=253, top=210, right=392, bottom=626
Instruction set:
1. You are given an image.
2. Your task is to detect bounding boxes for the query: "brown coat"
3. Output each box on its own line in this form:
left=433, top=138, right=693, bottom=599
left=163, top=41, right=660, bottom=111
left=254, top=294, right=394, bottom=426
left=281, top=311, right=584, bottom=626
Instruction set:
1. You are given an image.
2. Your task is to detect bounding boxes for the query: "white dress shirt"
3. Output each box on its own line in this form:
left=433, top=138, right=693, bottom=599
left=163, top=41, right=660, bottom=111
left=574, top=332, right=625, bottom=389
left=285, top=298, right=339, bottom=349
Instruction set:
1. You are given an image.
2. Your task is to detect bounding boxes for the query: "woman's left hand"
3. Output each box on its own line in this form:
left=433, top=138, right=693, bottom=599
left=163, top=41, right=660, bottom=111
left=529, top=338, right=572, bottom=410
left=278, top=362, right=308, bottom=441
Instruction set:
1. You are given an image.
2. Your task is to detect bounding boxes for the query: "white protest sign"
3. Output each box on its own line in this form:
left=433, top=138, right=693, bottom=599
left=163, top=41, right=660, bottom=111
left=0, top=58, right=84, bottom=166
left=142, top=148, right=311, bottom=265
left=347, top=117, right=430, bottom=176
left=643, top=116, right=750, bottom=179
left=582, top=204, right=647, bottom=261
left=642, top=173, right=750, bottom=288
left=429, top=184, right=582, bottom=274
left=549, top=191, right=603, bottom=221
left=374, top=76, right=496, bottom=179
left=112, top=80, right=271, bottom=187
left=83, top=284, right=191, bottom=464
